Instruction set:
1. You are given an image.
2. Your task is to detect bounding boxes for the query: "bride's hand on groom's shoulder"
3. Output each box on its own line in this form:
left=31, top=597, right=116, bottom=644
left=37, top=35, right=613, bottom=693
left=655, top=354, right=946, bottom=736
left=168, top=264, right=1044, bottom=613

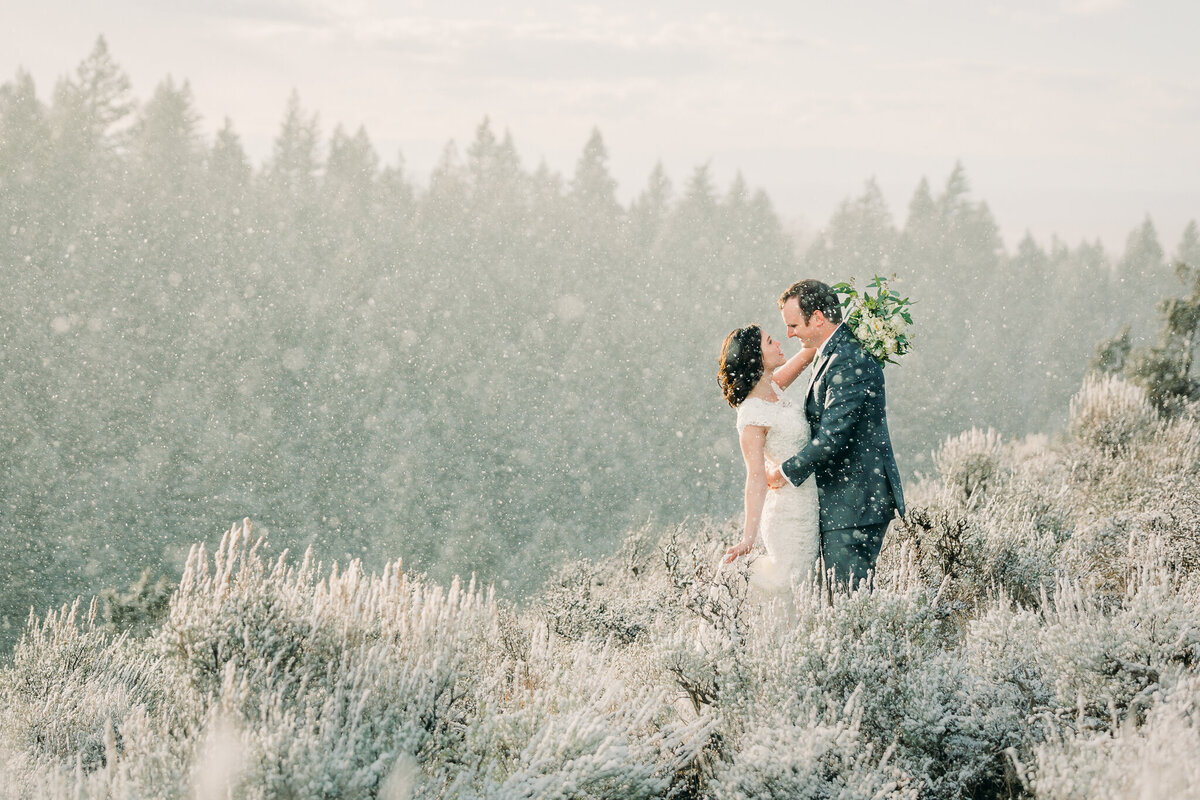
left=772, top=346, right=819, bottom=390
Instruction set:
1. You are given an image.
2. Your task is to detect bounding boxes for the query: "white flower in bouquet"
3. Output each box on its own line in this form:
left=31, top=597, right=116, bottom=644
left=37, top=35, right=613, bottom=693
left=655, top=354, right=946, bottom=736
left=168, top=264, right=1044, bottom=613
left=830, top=275, right=914, bottom=367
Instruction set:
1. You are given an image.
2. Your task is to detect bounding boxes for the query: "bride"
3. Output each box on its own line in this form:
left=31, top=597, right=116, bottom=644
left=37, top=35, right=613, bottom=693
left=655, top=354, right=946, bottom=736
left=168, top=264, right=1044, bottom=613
left=717, top=324, right=821, bottom=600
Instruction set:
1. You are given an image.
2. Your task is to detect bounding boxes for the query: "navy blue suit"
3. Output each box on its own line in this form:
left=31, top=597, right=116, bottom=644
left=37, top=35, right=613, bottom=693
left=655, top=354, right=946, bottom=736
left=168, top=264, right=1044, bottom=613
left=779, top=325, right=904, bottom=585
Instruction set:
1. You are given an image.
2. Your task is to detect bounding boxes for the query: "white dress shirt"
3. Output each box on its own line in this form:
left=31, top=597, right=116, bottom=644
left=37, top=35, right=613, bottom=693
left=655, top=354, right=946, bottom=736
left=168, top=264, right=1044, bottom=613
left=814, top=323, right=843, bottom=362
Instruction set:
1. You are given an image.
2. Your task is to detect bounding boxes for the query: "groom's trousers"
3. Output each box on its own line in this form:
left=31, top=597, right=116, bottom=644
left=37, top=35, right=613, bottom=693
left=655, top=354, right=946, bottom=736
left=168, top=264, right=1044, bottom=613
left=820, top=521, right=891, bottom=590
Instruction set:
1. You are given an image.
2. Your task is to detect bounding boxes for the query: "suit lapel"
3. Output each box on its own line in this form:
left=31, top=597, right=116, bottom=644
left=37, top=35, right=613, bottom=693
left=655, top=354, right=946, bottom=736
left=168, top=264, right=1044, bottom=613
left=806, top=326, right=846, bottom=400
left=807, top=352, right=836, bottom=404
left=805, top=354, right=824, bottom=398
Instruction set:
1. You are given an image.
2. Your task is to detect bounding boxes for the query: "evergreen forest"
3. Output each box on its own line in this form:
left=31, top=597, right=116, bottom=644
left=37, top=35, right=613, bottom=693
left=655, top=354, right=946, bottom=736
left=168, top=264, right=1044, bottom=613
left=2, top=38, right=1198, bottom=656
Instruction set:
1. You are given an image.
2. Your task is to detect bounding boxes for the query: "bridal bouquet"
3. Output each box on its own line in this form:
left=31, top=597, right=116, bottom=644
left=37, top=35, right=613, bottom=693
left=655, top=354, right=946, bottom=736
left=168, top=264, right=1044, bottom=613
left=831, top=275, right=913, bottom=367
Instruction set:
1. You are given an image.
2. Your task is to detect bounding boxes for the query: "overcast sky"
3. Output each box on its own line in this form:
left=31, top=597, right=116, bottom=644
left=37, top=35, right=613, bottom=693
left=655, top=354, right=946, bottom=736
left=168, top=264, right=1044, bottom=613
left=4, top=0, right=1198, bottom=253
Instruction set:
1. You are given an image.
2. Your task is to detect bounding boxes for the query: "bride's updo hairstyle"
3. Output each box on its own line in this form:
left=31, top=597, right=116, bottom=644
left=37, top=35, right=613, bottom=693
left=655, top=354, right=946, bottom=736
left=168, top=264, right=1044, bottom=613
left=718, top=325, right=764, bottom=408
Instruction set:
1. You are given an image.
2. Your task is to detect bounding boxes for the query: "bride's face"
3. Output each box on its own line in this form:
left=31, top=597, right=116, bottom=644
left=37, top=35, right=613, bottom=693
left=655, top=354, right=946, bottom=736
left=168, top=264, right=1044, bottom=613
left=760, top=330, right=785, bottom=371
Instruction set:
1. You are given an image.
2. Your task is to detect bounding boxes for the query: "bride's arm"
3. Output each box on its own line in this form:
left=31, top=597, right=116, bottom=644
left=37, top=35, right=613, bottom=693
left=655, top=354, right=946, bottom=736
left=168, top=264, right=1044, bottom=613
left=724, top=424, right=769, bottom=564
left=771, top=345, right=818, bottom=390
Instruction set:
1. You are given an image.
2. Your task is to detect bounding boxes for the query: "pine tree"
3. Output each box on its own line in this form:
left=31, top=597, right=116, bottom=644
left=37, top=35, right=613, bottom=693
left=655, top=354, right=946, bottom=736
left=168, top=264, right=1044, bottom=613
left=464, top=118, right=526, bottom=246
left=267, top=90, right=321, bottom=197
left=202, top=118, right=254, bottom=281
left=721, top=174, right=792, bottom=306
left=894, top=165, right=1009, bottom=460
left=629, top=161, right=672, bottom=250
left=566, top=131, right=622, bottom=264
left=1005, top=232, right=1049, bottom=384
left=207, top=118, right=252, bottom=201
left=129, top=76, right=203, bottom=206
left=0, top=69, right=51, bottom=277
left=0, top=69, right=50, bottom=209
left=52, top=36, right=135, bottom=154
left=526, top=158, right=566, bottom=247
left=1175, top=220, right=1200, bottom=270
left=1116, top=217, right=1169, bottom=336
left=425, top=139, right=468, bottom=218
left=374, top=149, right=417, bottom=274
left=806, top=178, right=897, bottom=282
left=901, top=177, right=939, bottom=296
left=1122, top=244, right=1200, bottom=412
left=570, top=128, right=620, bottom=222
left=324, top=124, right=380, bottom=225
left=48, top=36, right=135, bottom=223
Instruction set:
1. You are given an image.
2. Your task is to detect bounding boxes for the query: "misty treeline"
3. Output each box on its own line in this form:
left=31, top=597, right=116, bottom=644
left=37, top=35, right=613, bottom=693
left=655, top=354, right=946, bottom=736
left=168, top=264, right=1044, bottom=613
left=2, top=38, right=1198, bottom=650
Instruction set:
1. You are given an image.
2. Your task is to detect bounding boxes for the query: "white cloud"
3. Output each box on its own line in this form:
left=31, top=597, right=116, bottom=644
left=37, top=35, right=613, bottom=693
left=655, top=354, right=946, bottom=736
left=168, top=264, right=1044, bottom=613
left=1060, top=0, right=1127, bottom=15
left=989, top=0, right=1127, bottom=28
left=222, top=9, right=808, bottom=83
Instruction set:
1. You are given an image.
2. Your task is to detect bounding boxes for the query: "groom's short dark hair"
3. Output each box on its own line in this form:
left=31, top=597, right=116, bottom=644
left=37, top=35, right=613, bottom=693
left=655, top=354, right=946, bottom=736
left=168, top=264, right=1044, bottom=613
left=779, top=279, right=843, bottom=324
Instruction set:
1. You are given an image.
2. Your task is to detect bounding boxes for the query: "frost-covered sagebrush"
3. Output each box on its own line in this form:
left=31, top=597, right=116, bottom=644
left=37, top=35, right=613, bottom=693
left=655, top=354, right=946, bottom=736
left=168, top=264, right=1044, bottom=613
left=3, top=380, right=1200, bottom=798
left=1068, top=373, right=1157, bottom=456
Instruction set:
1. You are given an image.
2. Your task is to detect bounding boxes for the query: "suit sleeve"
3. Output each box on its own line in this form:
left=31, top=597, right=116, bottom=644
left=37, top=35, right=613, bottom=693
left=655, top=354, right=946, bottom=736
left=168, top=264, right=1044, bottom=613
left=780, top=357, right=876, bottom=487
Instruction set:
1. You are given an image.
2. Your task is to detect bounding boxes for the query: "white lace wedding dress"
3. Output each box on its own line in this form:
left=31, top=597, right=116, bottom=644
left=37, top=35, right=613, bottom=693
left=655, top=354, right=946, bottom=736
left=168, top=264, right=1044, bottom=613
left=735, top=381, right=821, bottom=600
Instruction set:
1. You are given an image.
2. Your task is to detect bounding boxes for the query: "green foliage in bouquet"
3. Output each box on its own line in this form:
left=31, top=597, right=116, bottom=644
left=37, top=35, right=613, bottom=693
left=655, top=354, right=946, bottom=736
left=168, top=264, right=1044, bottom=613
left=832, top=275, right=914, bottom=366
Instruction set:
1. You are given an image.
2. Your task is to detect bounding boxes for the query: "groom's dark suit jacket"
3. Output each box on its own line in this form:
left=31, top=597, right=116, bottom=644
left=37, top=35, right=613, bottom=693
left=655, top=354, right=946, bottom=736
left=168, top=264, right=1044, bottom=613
left=780, top=325, right=905, bottom=532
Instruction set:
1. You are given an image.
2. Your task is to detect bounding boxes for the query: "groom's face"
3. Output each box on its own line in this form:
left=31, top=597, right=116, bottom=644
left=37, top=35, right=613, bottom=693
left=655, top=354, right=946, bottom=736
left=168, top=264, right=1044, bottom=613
left=781, top=298, right=820, bottom=346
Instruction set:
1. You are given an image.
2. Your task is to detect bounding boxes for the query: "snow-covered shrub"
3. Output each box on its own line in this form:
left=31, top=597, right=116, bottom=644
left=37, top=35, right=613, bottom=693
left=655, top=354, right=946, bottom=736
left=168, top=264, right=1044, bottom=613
left=0, top=714, right=187, bottom=800
left=1069, top=373, right=1156, bottom=456
left=898, top=430, right=1071, bottom=607
left=1060, top=494, right=1200, bottom=598
left=4, top=392, right=1200, bottom=799
left=888, top=500, right=1059, bottom=609
left=1036, top=568, right=1200, bottom=729
left=0, top=599, right=196, bottom=800
left=537, top=558, right=655, bottom=645
left=1054, top=404, right=1200, bottom=591
left=1138, top=504, right=1200, bottom=578
left=1057, top=515, right=1136, bottom=597
left=933, top=427, right=1007, bottom=504
left=1149, top=412, right=1200, bottom=474
left=710, top=686, right=919, bottom=800
left=159, top=520, right=500, bottom=798
left=433, top=637, right=692, bottom=800
left=885, top=506, right=977, bottom=598
left=1001, top=447, right=1073, bottom=546
left=659, top=522, right=754, bottom=644
left=701, top=574, right=1031, bottom=800
left=0, top=519, right=721, bottom=799
left=534, top=520, right=737, bottom=650
left=1024, top=673, right=1200, bottom=799
left=0, top=599, right=190, bottom=773
left=962, top=599, right=1053, bottom=734
left=972, top=497, right=1061, bottom=606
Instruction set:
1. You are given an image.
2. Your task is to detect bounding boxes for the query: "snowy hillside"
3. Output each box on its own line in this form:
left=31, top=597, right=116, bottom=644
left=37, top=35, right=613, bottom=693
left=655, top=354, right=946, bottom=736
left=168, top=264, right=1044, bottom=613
left=2, top=373, right=1200, bottom=799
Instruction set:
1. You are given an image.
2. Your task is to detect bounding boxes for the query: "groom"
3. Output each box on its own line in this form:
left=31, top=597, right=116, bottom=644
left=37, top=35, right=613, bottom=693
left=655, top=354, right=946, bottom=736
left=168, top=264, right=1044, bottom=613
left=766, top=279, right=905, bottom=589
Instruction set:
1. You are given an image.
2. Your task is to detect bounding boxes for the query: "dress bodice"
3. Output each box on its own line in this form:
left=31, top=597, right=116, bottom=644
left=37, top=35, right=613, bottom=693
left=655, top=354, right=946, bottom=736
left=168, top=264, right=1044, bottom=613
left=735, top=382, right=811, bottom=467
